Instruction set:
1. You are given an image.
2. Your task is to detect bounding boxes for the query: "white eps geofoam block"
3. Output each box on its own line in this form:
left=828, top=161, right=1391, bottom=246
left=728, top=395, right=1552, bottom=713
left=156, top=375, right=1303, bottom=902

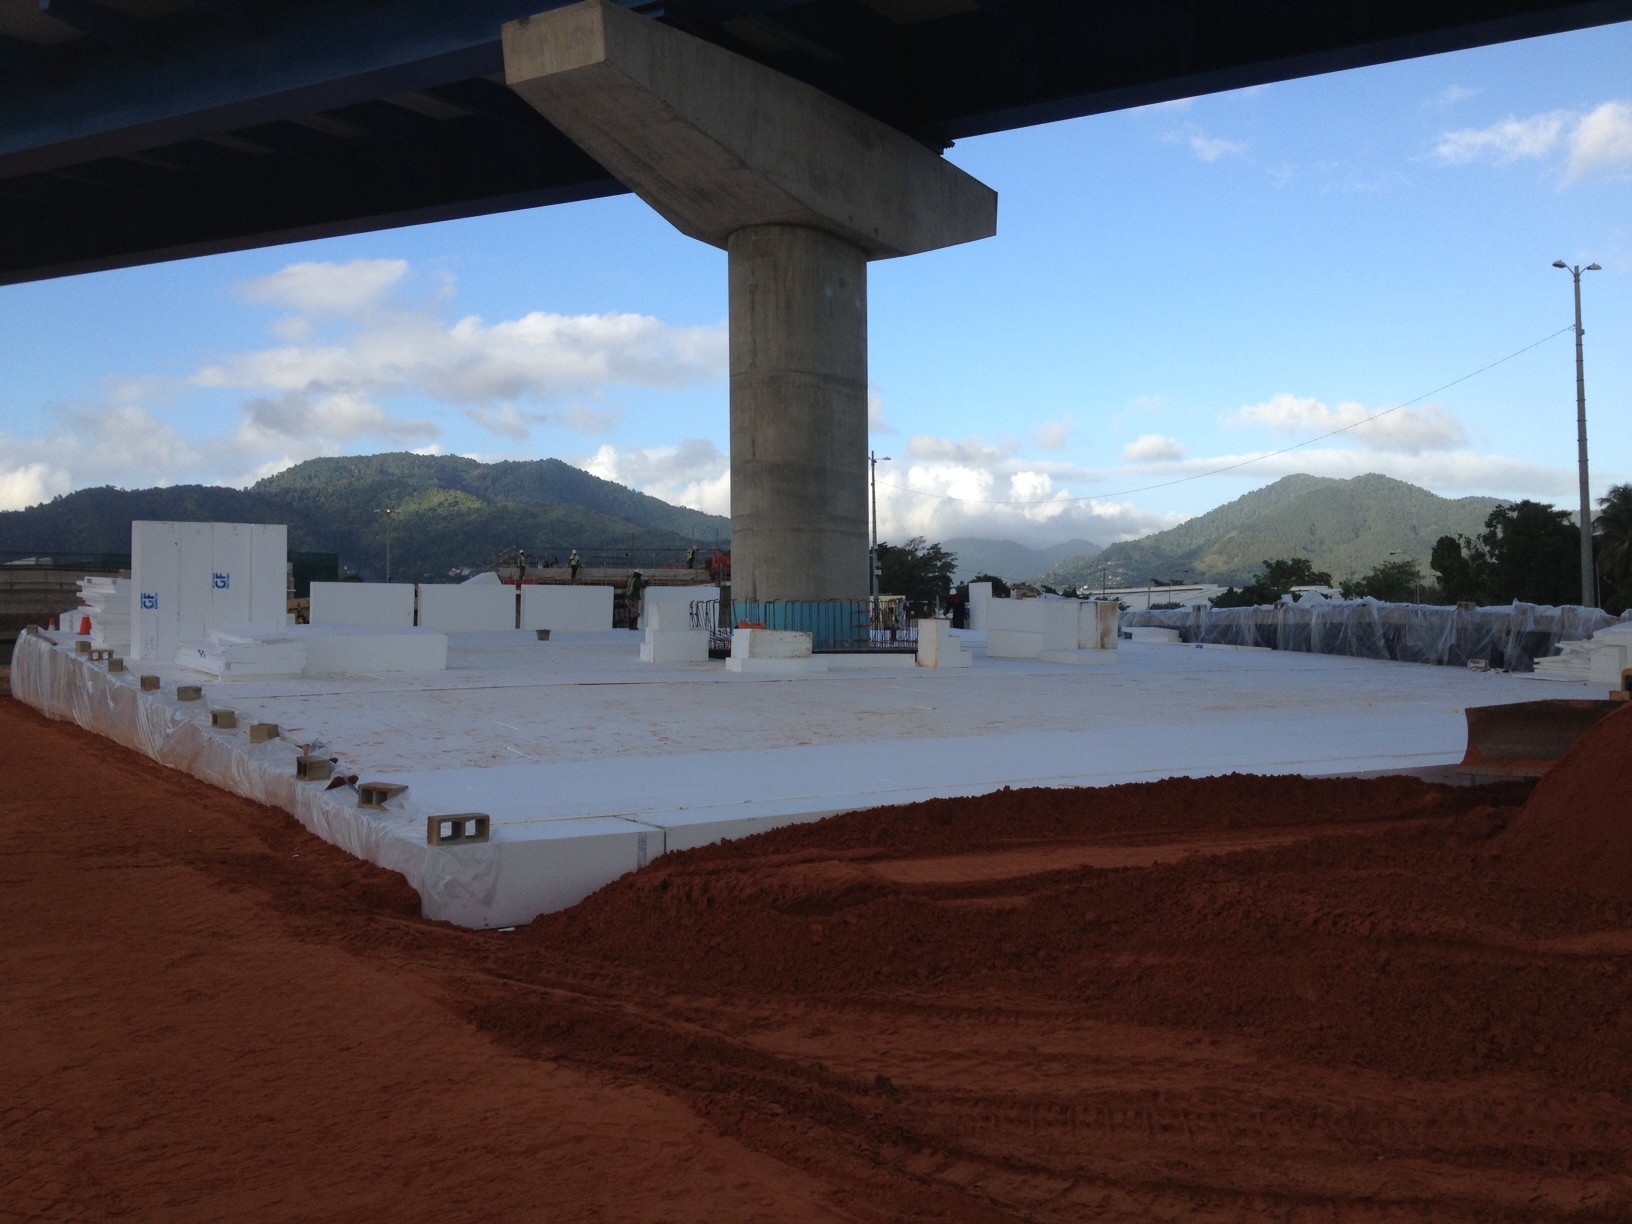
left=520, top=584, right=614, bottom=632
left=309, top=581, right=415, bottom=628
left=416, top=583, right=516, bottom=632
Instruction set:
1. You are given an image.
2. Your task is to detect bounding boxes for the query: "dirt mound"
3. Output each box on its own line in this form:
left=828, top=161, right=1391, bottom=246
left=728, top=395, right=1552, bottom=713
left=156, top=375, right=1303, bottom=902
left=1501, top=702, right=1632, bottom=895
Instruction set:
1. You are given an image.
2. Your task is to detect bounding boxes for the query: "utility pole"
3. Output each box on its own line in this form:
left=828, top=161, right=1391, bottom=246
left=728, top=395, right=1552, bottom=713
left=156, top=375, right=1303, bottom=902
left=1554, top=260, right=1602, bottom=607
left=376, top=507, right=395, bottom=583
left=868, top=451, right=890, bottom=602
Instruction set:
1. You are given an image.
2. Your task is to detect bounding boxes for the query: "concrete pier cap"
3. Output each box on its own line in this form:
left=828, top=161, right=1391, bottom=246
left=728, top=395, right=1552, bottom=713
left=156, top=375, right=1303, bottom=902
left=504, top=0, right=997, bottom=601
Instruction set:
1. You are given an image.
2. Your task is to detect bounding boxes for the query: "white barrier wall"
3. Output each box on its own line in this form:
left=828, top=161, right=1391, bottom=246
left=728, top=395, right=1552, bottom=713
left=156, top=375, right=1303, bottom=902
left=417, top=583, right=517, bottom=632
left=131, top=521, right=287, bottom=662
left=967, top=580, right=993, bottom=631
left=986, top=597, right=1119, bottom=663
left=309, top=581, right=416, bottom=628
left=520, top=584, right=614, bottom=632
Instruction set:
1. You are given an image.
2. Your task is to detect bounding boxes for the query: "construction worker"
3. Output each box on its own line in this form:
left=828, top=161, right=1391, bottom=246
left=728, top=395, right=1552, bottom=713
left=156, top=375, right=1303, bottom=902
left=686, top=545, right=696, bottom=569
left=625, top=569, right=644, bottom=630
left=569, top=549, right=580, bottom=581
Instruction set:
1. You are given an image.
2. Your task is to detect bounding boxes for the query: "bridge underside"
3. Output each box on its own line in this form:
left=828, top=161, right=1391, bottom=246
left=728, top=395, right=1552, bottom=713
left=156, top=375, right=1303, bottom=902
left=1, top=0, right=1629, bottom=286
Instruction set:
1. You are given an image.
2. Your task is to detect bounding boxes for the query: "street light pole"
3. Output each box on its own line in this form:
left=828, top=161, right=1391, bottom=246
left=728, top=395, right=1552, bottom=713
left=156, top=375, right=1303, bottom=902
left=868, top=451, right=890, bottom=602
left=376, top=507, right=395, bottom=582
left=1554, top=260, right=1602, bottom=607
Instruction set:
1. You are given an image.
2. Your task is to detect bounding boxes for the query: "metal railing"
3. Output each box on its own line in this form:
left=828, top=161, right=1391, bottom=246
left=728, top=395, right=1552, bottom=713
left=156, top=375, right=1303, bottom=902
left=729, top=599, right=919, bottom=652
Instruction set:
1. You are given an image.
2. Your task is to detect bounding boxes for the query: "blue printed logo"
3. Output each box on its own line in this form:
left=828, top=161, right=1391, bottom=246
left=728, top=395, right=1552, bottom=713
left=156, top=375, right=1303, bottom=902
left=212, top=572, right=230, bottom=590
left=140, top=592, right=158, bottom=610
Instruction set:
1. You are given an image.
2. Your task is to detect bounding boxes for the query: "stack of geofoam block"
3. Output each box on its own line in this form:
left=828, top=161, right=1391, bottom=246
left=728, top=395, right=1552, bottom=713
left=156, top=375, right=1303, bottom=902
left=76, top=576, right=131, bottom=649
left=986, top=597, right=1119, bottom=664
left=177, top=624, right=307, bottom=679
left=915, top=617, right=972, bottom=668
left=726, top=627, right=827, bottom=674
left=131, top=521, right=287, bottom=662
left=639, top=584, right=717, bottom=663
left=417, top=581, right=516, bottom=632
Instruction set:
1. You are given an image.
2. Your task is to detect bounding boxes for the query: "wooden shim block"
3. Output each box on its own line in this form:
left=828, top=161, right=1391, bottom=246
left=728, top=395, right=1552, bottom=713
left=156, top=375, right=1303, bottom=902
left=357, top=781, right=408, bottom=810
left=210, top=709, right=238, bottom=730
left=427, top=813, right=490, bottom=846
left=248, top=723, right=279, bottom=743
left=295, top=755, right=334, bottom=782
left=176, top=684, right=202, bottom=701
left=139, top=675, right=160, bottom=691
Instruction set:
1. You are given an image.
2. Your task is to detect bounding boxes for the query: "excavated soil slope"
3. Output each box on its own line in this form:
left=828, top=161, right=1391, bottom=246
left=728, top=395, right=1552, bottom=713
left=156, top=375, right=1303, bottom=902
left=5, top=694, right=1632, bottom=1222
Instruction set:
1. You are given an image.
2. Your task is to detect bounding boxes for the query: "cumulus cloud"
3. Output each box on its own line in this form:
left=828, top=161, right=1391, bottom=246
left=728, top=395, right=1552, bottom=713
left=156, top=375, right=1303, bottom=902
left=237, top=259, right=409, bottom=317
left=1566, top=101, right=1632, bottom=183
left=0, top=462, right=72, bottom=513
left=1434, top=100, right=1632, bottom=183
left=1032, top=417, right=1072, bottom=452
left=1122, top=434, right=1186, bottom=462
left=1229, top=393, right=1466, bottom=454
left=582, top=439, right=731, bottom=517
left=868, top=386, right=895, bottom=435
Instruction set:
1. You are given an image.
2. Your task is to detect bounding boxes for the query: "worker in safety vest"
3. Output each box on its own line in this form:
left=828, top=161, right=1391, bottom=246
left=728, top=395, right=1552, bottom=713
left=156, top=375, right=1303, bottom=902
left=625, top=570, right=644, bottom=630
left=569, top=549, right=581, bottom=580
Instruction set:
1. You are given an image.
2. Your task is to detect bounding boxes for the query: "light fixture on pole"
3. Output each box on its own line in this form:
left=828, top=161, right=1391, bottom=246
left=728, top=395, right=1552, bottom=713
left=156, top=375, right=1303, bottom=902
left=1553, top=259, right=1602, bottom=607
left=868, top=451, right=891, bottom=603
left=376, top=507, right=395, bottom=583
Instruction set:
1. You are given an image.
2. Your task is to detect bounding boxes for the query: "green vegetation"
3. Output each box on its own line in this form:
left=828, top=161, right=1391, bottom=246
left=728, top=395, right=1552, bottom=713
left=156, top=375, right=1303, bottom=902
left=1209, top=558, right=1333, bottom=608
left=1341, top=558, right=1425, bottom=603
left=0, top=453, right=730, bottom=582
left=1430, top=500, right=1582, bottom=608
left=877, top=537, right=957, bottom=606
left=1594, top=484, right=1632, bottom=615
left=1036, top=473, right=1497, bottom=590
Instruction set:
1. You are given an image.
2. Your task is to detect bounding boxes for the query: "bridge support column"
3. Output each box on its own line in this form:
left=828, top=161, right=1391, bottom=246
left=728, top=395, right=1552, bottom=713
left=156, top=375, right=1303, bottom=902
left=503, top=0, right=995, bottom=602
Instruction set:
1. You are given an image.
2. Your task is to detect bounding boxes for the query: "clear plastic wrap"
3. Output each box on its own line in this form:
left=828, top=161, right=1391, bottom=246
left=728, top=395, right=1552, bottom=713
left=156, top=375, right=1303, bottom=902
left=1121, top=599, right=1629, bottom=672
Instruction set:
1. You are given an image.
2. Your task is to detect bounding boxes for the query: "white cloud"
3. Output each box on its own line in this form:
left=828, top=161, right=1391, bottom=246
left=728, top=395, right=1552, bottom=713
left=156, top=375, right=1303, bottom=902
left=0, top=462, right=71, bottom=512
left=1566, top=101, right=1632, bottom=183
left=1123, top=434, right=1185, bottom=462
left=1229, top=393, right=1466, bottom=453
left=582, top=439, right=731, bottom=517
left=1032, top=417, right=1072, bottom=452
left=1434, top=100, right=1632, bottom=183
left=238, top=259, right=409, bottom=317
left=1163, top=126, right=1247, bottom=162
left=1434, top=111, right=1569, bottom=164
left=1432, top=85, right=1482, bottom=107
left=868, top=386, right=895, bottom=435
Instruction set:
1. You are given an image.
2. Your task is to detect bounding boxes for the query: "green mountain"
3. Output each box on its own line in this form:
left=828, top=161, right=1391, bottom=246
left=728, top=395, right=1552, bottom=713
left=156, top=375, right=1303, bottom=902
left=0, top=453, right=730, bottom=582
left=1037, top=473, right=1500, bottom=590
left=938, top=536, right=1102, bottom=584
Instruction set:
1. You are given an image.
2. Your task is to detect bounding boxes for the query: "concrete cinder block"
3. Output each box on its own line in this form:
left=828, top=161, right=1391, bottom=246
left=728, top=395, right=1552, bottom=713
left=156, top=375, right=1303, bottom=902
left=106, top=657, right=124, bottom=672
left=175, top=684, right=202, bottom=702
left=308, top=582, right=416, bottom=628
left=295, top=755, right=333, bottom=782
left=358, top=781, right=408, bottom=810
left=427, top=813, right=490, bottom=846
left=75, top=640, right=92, bottom=654
left=210, top=708, right=238, bottom=730
left=249, top=723, right=279, bottom=743
left=139, top=674, right=160, bottom=691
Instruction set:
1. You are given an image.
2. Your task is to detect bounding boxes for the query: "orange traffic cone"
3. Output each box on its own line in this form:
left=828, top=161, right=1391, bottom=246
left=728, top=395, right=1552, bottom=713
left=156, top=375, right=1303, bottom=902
left=79, top=615, right=92, bottom=636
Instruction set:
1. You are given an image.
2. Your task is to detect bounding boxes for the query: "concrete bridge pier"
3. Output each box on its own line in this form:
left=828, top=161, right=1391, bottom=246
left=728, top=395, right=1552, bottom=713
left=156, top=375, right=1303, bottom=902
left=503, top=0, right=996, bottom=603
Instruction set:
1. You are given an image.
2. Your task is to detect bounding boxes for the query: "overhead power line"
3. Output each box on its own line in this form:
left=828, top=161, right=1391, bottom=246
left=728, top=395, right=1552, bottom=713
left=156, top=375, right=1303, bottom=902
left=876, top=324, right=1576, bottom=507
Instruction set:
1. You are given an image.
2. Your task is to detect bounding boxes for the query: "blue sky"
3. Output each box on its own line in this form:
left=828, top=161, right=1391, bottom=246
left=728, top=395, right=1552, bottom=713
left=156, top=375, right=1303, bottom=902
left=2, top=20, right=1629, bottom=547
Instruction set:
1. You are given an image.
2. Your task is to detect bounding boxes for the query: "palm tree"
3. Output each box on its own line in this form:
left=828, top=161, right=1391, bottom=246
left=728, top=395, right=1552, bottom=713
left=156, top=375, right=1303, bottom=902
left=1595, top=483, right=1632, bottom=610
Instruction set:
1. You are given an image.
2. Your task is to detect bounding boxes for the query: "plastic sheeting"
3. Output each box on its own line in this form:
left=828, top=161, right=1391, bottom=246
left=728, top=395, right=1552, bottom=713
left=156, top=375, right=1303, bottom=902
left=7, top=628, right=498, bottom=922
left=1121, top=599, right=1630, bottom=672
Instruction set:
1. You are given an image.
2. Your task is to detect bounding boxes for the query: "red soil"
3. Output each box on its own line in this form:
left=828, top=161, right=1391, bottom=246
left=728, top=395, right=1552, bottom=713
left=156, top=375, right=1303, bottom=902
left=1500, top=702, right=1632, bottom=895
left=6, top=693, right=1632, bottom=1222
